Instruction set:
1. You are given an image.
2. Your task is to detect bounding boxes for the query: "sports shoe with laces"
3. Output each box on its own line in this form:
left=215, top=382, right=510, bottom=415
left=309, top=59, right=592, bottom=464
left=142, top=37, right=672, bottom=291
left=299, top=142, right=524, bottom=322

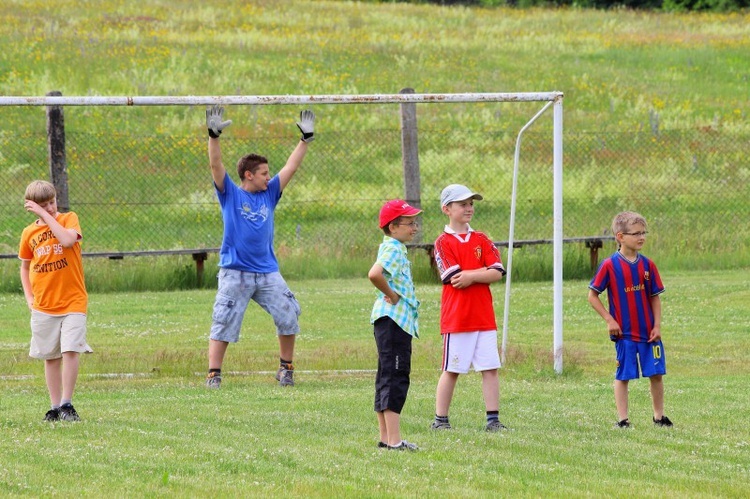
left=485, top=419, right=508, bottom=432
left=276, top=365, right=294, bottom=387
left=388, top=440, right=418, bottom=451
left=653, top=416, right=673, bottom=427
left=59, top=403, right=80, bottom=422
left=205, top=372, right=222, bottom=389
left=44, top=408, right=60, bottom=422
left=615, top=418, right=631, bottom=428
left=430, top=420, right=452, bottom=430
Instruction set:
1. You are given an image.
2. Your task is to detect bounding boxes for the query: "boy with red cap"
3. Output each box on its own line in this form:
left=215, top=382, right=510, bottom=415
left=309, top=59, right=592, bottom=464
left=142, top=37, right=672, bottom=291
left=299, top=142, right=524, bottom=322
left=367, top=199, right=422, bottom=451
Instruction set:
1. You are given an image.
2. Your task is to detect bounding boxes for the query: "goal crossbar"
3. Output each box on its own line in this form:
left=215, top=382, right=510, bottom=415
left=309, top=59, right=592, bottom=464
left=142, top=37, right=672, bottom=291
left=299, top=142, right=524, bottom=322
left=0, top=92, right=562, bottom=107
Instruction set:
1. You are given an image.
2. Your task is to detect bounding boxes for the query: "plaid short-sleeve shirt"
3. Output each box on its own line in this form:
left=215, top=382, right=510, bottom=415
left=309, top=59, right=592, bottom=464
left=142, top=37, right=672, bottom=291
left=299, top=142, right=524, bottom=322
left=370, top=236, right=420, bottom=338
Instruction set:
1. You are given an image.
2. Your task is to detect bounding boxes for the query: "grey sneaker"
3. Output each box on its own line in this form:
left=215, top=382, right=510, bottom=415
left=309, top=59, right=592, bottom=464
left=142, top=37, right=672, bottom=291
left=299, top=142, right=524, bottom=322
left=44, top=408, right=60, bottom=422
left=205, top=372, right=222, bottom=389
left=430, top=420, right=452, bottom=430
left=58, top=403, right=80, bottom=422
left=485, top=419, right=508, bottom=432
left=276, top=365, right=294, bottom=387
left=388, top=440, right=418, bottom=451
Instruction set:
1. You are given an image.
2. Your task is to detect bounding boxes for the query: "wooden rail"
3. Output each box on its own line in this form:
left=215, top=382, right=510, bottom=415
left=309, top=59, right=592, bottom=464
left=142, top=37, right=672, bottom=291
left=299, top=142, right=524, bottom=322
left=1, top=248, right=220, bottom=283
left=407, top=235, right=616, bottom=272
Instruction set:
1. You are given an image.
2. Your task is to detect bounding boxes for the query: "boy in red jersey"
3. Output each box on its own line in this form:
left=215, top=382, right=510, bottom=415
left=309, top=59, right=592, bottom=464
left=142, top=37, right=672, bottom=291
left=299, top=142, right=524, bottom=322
left=431, top=184, right=507, bottom=432
left=18, top=180, right=92, bottom=422
left=588, top=211, right=672, bottom=428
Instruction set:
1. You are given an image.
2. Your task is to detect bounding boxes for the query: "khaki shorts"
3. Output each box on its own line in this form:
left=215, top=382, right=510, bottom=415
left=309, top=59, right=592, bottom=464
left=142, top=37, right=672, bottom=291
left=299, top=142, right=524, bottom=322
left=29, top=311, right=93, bottom=360
left=209, top=269, right=301, bottom=343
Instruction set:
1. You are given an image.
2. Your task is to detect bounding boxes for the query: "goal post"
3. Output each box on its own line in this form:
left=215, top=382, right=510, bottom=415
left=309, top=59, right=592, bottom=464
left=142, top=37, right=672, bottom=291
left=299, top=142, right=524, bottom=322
left=0, top=91, right=566, bottom=373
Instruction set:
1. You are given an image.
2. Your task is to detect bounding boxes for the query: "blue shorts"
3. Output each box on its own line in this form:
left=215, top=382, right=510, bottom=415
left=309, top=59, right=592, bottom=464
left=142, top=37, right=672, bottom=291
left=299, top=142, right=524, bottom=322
left=614, top=339, right=667, bottom=381
left=209, top=269, right=301, bottom=343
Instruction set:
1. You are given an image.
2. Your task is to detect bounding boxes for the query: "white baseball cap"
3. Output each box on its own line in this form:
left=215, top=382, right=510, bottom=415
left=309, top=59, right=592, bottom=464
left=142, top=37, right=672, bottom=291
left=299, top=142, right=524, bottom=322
left=440, top=184, right=483, bottom=207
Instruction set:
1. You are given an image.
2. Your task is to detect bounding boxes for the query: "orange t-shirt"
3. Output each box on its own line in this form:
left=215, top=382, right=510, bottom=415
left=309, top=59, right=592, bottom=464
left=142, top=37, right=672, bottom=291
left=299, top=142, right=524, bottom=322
left=18, top=212, right=88, bottom=315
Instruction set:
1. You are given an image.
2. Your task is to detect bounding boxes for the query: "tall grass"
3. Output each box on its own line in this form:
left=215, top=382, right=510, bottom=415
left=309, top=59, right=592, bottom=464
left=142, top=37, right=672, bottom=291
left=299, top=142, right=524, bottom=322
left=0, top=1, right=748, bottom=287
left=1, top=2, right=748, bottom=133
left=0, top=241, right=613, bottom=294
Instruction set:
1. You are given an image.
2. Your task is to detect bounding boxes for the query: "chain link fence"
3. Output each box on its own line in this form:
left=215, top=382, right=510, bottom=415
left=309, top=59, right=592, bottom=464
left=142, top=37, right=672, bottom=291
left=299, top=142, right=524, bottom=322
left=1, top=122, right=748, bottom=265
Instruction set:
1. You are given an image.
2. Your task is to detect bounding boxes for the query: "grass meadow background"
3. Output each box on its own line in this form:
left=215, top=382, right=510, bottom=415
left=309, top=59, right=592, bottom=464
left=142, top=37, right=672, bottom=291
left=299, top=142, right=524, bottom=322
left=1, top=271, right=749, bottom=497
left=1, top=0, right=750, bottom=497
left=1, top=0, right=749, bottom=288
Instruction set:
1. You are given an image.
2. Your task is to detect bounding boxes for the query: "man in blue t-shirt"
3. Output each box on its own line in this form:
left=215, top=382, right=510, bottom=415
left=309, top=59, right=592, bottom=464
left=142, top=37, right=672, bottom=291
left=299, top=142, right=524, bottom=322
left=203, top=105, right=315, bottom=389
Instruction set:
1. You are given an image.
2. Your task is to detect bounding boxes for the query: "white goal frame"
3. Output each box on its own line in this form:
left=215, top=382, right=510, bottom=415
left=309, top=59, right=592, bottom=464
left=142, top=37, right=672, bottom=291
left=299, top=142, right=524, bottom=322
left=0, top=91, right=566, bottom=373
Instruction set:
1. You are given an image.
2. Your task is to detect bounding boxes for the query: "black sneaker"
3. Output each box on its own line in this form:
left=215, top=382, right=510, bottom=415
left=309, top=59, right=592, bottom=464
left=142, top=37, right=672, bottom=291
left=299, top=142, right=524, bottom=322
left=485, top=419, right=508, bottom=432
left=653, top=416, right=673, bottom=427
left=59, top=403, right=80, bottom=422
left=44, top=408, right=60, bottom=422
left=377, top=441, right=388, bottom=449
left=205, top=371, right=222, bottom=389
left=615, top=418, right=631, bottom=428
left=430, top=420, right=452, bottom=430
left=388, top=440, right=418, bottom=451
left=276, top=365, right=294, bottom=387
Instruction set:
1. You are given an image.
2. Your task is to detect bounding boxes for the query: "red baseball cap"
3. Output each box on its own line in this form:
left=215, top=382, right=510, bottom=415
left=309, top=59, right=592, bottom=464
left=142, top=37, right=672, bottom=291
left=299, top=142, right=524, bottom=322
left=379, top=199, right=422, bottom=228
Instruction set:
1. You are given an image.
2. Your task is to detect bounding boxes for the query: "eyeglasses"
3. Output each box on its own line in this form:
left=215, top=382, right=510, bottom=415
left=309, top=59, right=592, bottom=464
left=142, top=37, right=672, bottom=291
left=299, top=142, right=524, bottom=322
left=621, top=231, right=648, bottom=237
left=397, top=221, right=419, bottom=228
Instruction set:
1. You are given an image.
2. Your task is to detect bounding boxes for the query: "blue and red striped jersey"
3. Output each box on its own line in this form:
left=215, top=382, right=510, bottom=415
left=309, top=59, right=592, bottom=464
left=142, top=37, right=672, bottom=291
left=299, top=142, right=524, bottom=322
left=589, top=252, right=665, bottom=342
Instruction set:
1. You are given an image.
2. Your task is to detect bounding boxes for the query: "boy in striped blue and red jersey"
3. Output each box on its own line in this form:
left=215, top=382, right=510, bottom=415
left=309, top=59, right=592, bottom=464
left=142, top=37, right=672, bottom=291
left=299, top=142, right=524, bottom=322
left=588, top=211, right=673, bottom=429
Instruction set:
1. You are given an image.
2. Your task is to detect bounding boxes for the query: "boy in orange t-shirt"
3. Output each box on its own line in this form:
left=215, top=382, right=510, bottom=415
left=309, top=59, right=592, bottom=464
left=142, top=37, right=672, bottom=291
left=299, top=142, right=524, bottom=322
left=18, top=180, right=91, bottom=422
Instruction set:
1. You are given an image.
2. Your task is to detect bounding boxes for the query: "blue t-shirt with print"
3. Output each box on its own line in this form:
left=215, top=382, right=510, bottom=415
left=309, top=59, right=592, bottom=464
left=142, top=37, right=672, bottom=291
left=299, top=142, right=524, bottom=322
left=215, top=171, right=281, bottom=273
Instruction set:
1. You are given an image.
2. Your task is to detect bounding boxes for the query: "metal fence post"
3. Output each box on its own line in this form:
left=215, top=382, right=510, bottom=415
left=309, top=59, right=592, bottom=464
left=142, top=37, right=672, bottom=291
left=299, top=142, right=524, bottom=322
left=399, top=87, right=422, bottom=241
left=46, top=90, right=69, bottom=212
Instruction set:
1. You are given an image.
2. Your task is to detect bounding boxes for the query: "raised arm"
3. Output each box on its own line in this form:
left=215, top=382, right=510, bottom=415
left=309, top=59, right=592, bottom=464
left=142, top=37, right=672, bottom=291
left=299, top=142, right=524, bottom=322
left=278, top=110, right=315, bottom=191
left=206, top=105, right=233, bottom=192
left=24, top=200, right=79, bottom=247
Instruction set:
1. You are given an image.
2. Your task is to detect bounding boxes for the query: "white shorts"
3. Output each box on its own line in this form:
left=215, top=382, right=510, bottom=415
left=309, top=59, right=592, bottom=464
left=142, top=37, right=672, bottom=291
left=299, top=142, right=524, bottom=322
left=30, top=311, right=92, bottom=360
left=440, top=330, right=500, bottom=374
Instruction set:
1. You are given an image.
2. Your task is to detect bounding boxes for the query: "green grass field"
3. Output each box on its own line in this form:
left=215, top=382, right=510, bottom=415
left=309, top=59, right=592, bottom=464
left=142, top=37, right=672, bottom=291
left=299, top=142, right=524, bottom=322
left=1, top=270, right=748, bottom=497
left=1, top=2, right=749, bottom=495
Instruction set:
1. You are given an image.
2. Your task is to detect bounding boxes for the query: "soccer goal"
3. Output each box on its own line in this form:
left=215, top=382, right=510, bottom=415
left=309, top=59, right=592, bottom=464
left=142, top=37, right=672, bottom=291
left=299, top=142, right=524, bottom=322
left=0, top=91, right=565, bottom=373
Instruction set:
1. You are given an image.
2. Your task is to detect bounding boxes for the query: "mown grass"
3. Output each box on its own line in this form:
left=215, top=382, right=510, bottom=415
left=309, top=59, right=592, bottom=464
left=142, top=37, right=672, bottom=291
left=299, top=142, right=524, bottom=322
left=1, top=270, right=749, bottom=496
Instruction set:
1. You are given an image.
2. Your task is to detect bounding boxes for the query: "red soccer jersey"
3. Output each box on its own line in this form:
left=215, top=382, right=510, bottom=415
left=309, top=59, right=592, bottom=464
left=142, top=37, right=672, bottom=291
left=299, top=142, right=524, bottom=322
left=434, top=229, right=505, bottom=334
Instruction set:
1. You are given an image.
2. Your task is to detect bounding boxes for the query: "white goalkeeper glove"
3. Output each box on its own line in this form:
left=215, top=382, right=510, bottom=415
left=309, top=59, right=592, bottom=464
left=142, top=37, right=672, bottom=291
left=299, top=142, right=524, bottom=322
left=206, top=105, right=232, bottom=138
left=296, top=110, right=315, bottom=143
